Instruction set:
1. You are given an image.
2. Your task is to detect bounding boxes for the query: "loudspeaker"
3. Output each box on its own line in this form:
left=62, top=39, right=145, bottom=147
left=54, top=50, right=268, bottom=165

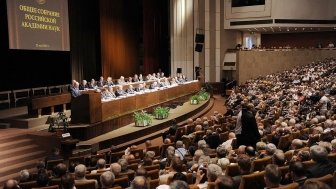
left=195, top=34, right=204, bottom=43
left=195, top=43, right=203, bottom=52
left=177, top=68, right=182, bottom=74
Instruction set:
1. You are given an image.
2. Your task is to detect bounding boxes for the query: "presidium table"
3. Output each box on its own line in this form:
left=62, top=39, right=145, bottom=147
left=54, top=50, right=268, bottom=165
left=70, top=80, right=201, bottom=124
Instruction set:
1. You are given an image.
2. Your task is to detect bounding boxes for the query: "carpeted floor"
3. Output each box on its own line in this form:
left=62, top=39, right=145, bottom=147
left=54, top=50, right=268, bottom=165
left=138, top=94, right=227, bottom=148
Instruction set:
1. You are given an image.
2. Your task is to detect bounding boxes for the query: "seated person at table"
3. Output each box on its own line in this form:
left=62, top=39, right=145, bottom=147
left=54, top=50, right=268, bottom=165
left=146, top=74, right=152, bottom=81
left=127, top=85, right=136, bottom=94
left=97, top=76, right=106, bottom=87
left=106, top=76, right=114, bottom=87
left=135, top=83, right=146, bottom=92
left=118, top=76, right=126, bottom=85
left=101, top=87, right=116, bottom=100
left=150, top=81, right=159, bottom=89
left=139, top=74, right=144, bottom=81
left=70, top=81, right=82, bottom=98
left=128, top=77, right=133, bottom=83
left=162, top=77, right=171, bottom=87
left=79, top=80, right=89, bottom=90
left=133, top=74, right=139, bottom=82
left=89, top=79, right=98, bottom=89
left=116, top=85, right=127, bottom=96
left=170, top=78, right=178, bottom=85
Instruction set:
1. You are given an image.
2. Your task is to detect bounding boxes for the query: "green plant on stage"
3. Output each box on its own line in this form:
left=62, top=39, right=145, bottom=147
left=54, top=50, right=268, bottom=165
left=153, top=106, right=170, bottom=120
left=133, top=110, right=153, bottom=126
left=197, top=91, right=209, bottom=101
left=47, top=112, right=70, bottom=132
left=190, top=95, right=200, bottom=105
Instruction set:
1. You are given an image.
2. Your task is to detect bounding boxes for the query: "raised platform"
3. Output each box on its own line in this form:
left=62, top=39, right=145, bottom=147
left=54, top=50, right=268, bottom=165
left=78, top=97, right=214, bottom=152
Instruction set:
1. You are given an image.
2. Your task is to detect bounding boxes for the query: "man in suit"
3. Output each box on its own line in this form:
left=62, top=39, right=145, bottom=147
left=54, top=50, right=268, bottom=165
left=74, top=164, right=99, bottom=189
left=70, top=81, right=81, bottom=98
left=306, top=145, right=336, bottom=178
left=235, top=103, right=260, bottom=148
left=115, top=85, right=127, bottom=97
left=126, top=85, right=136, bottom=94
left=135, top=83, right=146, bottom=92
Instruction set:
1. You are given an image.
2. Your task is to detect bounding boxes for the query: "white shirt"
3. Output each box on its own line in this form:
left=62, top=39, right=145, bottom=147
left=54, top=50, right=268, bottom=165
left=235, top=111, right=242, bottom=135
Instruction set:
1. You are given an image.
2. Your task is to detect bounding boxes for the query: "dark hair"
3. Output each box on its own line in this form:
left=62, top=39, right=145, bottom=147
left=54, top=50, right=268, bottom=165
left=264, top=164, right=281, bottom=185
left=172, top=172, right=187, bottom=182
left=36, top=169, right=50, bottom=187
left=289, top=161, right=306, bottom=177
left=188, top=145, right=197, bottom=156
left=215, top=175, right=234, bottom=189
left=237, top=154, right=251, bottom=173
left=61, top=173, right=75, bottom=189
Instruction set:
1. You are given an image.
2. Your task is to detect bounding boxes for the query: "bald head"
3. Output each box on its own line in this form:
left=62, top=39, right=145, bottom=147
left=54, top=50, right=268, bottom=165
left=110, top=163, right=121, bottom=176
left=4, top=179, right=19, bottom=189
left=131, top=176, right=147, bottom=189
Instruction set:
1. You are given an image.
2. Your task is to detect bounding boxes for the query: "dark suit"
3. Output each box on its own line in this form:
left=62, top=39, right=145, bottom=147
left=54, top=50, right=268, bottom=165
left=127, top=88, right=135, bottom=94
left=306, top=160, right=336, bottom=178
left=237, top=109, right=261, bottom=148
left=70, top=87, right=81, bottom=98
left=116, top=89, right=126, bottom=97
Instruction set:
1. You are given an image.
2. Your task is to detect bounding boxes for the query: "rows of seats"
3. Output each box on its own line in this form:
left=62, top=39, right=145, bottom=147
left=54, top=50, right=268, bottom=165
left=0, top=84, right=69, bottom=108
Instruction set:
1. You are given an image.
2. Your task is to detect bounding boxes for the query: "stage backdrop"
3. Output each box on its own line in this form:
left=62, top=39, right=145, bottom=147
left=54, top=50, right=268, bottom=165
left=6, top=0, right=70, bottom=51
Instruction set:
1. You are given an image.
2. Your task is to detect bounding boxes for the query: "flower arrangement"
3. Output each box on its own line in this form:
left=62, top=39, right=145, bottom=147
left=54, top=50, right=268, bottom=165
left=190, top=95, right=200, bottom=105
left=197, top=91, right=209, bottom=101
left=47, top=112, right=70, bottom=133
left=153, top=106, right=170, bottom=120
left=133, top=110, right=153, bottom=126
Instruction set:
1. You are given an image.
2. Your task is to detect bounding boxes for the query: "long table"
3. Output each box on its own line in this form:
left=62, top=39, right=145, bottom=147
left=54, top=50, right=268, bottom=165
left=71, top=81, right=201, bottom=124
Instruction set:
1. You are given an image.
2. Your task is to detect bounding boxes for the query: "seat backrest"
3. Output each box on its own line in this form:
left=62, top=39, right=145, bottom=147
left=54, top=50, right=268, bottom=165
left=46, top=159, right=64, bottom=170
left=302, top=160, right=316, bottom=169
left=128, top=163, right=139, bottom=171
left=251, top=157, right=272, bottom=172
left=48, top=85, right=62, bottom=95
left=148, top=179, right=159, bottom=189
left=32, top=87, right=47, bottom=96
left=75, top=180, right=96, bottom=189
left=277, top=135, right=291, bottom=151
left=146, top=146, right=160, bottom=157
left=175, top=126, right=186, bottom=141
left=49, top=178, right=61, bottom=188
left=306, top=174, right=333, bottom=188
left=32, top=185, right=59, bottom=189
left=113, top=176, right=129, bottom=188
left=69, top=156, right=85, bottom=165
left=143, top=164, right=160, bottom=171
left=0, top=90, right=11, bottom=107
left=307, top=135, right=320, bottom=147
left=147, top=169, right=159, bottom=180
left=20, top=181, right=38, bottom=189
left=131, top=149, right=144, bottom=160
left=225, top=163, right=240, bottom=177
left=273, top=182, right=299, bottom=189
left=13, top=88, right=30, bottom=106
left=239, top=171, right=265, bottom=189
left=327, top=153, right=336, bottom=163
left=160, top=143, right=174, bottom=158
left=207, top=182, right=216, bottom=189
left=189, top=185, right=200, bottom=189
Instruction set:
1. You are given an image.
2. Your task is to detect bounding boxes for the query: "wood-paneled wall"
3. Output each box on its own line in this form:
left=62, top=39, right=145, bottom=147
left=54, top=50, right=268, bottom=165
left=100, top=0, right=140, bottom=78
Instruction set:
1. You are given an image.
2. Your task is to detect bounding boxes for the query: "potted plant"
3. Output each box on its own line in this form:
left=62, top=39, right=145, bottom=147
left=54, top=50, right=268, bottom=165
left=47, top=112, right=70, bottom=136
left=133, top=110, right=153, bottom=127
left=153, top=106, right=170, bottom=120
left=190, top=95, right=200, bottom=105
left=202, top=82, right=214, bottom=97
left=197, top=91, right=209, bottom=101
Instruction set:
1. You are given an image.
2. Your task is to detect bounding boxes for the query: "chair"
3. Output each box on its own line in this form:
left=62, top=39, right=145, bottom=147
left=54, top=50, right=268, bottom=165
left=225, top=163, right=240, bottom=177
left=147, top=169, right=159, bottom=180
left=174, top=126, right=186, bottom=141
left=32, top=185, right=59, bottom=189
left=279, top=166, right=289, bottom=182
left=239, top=171, right=265, bottom=189
left=0, top=90, right=11, bottom=108
left=333, top=171, right=336, bottom=189
left=46, top=159, right=64, bottom=170
left=277, top=135, right=291, bottom=151
left=273, top=182, right=299, bottom=189
left=119, top=171, right=135, bottom=181
left=302, top=160, right=316, bottom=169
left=13, top=88, right=30, bottom=107
left=186, top=124, right=196, bottom=134
left=146, top=146, right=160, bottom=157
left=85, top=173, right=102, bottom=182
left=307, top=135, right=320, bottom=147
left=49, top=178, right=61, bottom=188
left=48, top=85, right=62, bottom=95
left=219, top=131, right=229, bottom=143
left=131, top=149, right=144, bottom=160
left=108, top=186, right=122, bottom=189
left=68, top=156, right=85, bottom=165
left=32, top=87, right=47, bottom=96
left=327, top=153, right=336, bottom=163
left=128, top=158, right=141, bottom=164
left=148, top=179, right=160, bottom=189
left=251, top=157, right=272, bottom=172
left=306, top=174, right=333, bottom=188
left=113, top=176, right=129, bottom=188
left=19, top=181, right=38, bottom=189
left=186, top=172, right=193, bottom=184
left=143, top=164, right=160, bottom=171
left=109, top=151, right=125, bottom=163
left=128, top=163, right=139, bottom=171
left=160, top=143, right=174, bottom=158
left=189, top=185, right=200, bottom=189
left=61, top=84, right=70, bottom=93
left=207, top=182, right=215, bottom=189
left=75, top=180, right=96, bottom=189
